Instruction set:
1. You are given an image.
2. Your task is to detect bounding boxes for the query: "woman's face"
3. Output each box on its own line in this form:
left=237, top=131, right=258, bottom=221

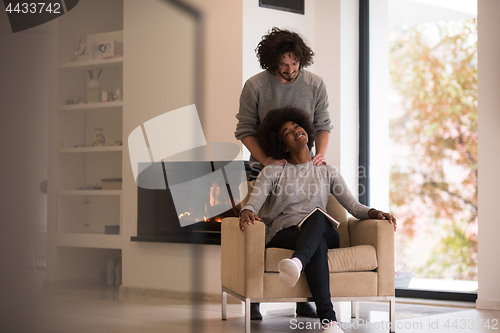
left=278, top=121, right=308, bottom=152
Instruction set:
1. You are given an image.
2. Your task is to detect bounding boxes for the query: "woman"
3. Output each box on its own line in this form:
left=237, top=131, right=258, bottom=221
left=239, top=107, right=397, bottom=333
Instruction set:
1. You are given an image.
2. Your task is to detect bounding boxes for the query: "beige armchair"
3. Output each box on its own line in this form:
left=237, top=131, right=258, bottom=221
left=221, top=188, right=395, bottom=333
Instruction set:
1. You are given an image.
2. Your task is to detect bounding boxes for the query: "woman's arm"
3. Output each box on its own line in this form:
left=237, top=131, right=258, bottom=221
left=368, top=208, right=397, bottom=231
left=239, top=165, right=282, bottom=230
left=330, top=170, right=397, bottom=231
left=329, top=166, right=371, bottom=219
left=239, top=209, right=260, bottom=231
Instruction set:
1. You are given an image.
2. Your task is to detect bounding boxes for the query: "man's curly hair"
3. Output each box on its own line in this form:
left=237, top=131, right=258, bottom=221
left=256, top=27, right=314, bottom=73
left=257, top=107, right=316, bottom=160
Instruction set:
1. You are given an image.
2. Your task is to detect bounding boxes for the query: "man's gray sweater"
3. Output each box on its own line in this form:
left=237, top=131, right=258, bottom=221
left=235, top=70, right=333, bottom=168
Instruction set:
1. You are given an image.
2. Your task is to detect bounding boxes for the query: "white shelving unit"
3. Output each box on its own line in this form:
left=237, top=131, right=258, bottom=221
left=58, top=100, right=123, bottom=111
left=58, top=56, right=123, bottom=69
left=58, top=190, right=122, bottom=196
left=55, top=51, right=123, bottom=235
left=58, top=146, right=123, bottom=153
left=47, top=0, right=124, bottom=283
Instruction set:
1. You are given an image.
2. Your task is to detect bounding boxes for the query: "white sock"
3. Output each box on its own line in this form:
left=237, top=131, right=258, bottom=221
left=291, top=257, right=302, bottom=271
left=278, top=258, right=301, bottom=288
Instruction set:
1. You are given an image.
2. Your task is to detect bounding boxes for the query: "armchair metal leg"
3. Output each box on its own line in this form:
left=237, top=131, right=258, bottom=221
left=245, top=298, right=251, bottom=333
left=351, top=301, right=358, bottom=318
left=389, top=297, right=396, bottom=333
left=222, top=290, right=227, bottom=321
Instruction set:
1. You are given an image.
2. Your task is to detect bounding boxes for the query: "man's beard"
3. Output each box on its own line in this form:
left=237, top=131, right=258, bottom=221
left=278, top=70, right=298, bottom=82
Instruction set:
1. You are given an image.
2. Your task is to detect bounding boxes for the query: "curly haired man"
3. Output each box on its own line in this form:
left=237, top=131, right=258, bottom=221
left=235, top=27, right=332, bottom=176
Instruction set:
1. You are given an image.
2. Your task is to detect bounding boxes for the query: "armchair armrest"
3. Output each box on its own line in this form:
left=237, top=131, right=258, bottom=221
left=349, top=218, right=395, bottom=296
left=221, top=217, right=266, bottom=298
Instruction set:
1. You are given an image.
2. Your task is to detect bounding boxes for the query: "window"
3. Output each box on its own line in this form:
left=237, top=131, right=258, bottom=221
left=367, top=0, right=478, bottom=299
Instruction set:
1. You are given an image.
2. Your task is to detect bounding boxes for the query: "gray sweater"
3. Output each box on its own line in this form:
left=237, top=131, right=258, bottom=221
left=242, top=161, right=371, bottom=245
left=235, top=70, right=333, bottom=168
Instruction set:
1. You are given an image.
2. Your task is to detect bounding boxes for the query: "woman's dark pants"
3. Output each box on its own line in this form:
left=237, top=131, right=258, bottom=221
left=266, top=210, right=340, bottom=324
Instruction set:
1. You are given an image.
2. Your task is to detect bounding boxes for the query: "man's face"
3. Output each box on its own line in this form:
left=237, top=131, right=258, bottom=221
left=276, top=52, right=300, bottom=83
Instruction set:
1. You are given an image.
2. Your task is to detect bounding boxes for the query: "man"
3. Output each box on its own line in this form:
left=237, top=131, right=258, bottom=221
left=236, top=27, right=332, bottom=177
left=235, top=27, right=333, bottom=320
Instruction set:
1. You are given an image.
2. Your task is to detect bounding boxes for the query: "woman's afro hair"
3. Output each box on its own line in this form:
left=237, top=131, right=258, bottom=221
left=257, top=107, right=316, bottom=160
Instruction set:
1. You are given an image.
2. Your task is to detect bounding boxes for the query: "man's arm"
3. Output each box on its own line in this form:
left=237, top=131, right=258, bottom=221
left=241, top=136, right=268, bottom=164
left=311, top=76, right=332, bottom=165
left=315, top=131, right=329, bottom=156
left=312, top=131, right=329, bottom=165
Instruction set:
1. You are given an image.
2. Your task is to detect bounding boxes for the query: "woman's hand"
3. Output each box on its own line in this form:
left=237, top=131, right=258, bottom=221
left=368, top=209, right=397, bottom=231
left=239, top=209, right=261, bottom=231
left=263, top=156, right=286, bottom=166
left=312, top=153, right=326, bottom=166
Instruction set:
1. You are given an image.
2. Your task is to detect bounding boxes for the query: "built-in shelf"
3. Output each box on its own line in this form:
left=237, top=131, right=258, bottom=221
left=58, top=190, right=122, bottom=196
left=58, top=146, right=123, bottom=153
left=54, top=233, right=122, bottom=249
left=48, top=1, right=124, bottom=283
left=58, top=101, right=123, bottom=111
left=58, top=57, right=123, bottom=69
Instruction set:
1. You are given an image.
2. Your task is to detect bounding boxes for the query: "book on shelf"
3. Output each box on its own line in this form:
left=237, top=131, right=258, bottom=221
left=297, top=207, right=341, bottom=229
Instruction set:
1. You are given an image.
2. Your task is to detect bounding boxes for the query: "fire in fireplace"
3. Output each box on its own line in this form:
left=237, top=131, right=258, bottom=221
left=131, top=161, right=248, bottom=245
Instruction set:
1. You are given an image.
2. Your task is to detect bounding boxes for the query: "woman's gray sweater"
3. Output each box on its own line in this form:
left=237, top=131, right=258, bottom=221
left=242, top=161, right=371, bottom=244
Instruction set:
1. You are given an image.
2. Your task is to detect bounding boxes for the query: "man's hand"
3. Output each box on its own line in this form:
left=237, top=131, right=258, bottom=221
left=312, top=153, right=326, bottom=166
left=368, top=209, right=397, bottom=231
left=262, top=156, right=286, bottom=166
left=239, top=210, right=261, bottom=231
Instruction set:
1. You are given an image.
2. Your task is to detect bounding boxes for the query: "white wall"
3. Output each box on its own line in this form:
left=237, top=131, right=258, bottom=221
left=242, top=0, right=315, bottom=83
left=369, top=0, right=390, bottom=211
left=476, top=0, right=500, bottom=311
left=0, top=8, right=50, bottom=249
left=0, top=12, right=51, bottom=330
left=315, top=0, right=360, bottom=195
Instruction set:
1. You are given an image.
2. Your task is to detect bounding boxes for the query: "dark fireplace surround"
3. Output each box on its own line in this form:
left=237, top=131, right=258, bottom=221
left=131, top=161, right=249, bottom=245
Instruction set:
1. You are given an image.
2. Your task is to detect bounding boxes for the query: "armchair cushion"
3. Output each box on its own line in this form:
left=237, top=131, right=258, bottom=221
left=265, top=245, right=377, bottom=273
left=263, top=271, right=378, bottom=298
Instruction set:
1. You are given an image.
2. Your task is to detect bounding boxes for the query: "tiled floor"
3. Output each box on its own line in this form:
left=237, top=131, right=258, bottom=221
left=7, top=270, right=500, bottom=333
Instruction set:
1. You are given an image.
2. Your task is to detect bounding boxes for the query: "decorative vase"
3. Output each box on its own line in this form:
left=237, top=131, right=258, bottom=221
left=92, top=128, right=105, bottom=147
left=86, top=78, right=101, bottom=103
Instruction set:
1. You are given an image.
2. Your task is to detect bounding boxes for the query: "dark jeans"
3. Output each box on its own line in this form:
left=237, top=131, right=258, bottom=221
left=266, top=210, right=340, bottom=323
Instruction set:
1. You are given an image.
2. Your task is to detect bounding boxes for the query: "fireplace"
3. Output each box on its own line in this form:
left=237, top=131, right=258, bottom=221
left=131, top=161, right=249, bottom=245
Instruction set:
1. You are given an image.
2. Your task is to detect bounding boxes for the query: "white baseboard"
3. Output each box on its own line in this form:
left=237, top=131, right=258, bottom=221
left=476, top=299, right=500, bottom=311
